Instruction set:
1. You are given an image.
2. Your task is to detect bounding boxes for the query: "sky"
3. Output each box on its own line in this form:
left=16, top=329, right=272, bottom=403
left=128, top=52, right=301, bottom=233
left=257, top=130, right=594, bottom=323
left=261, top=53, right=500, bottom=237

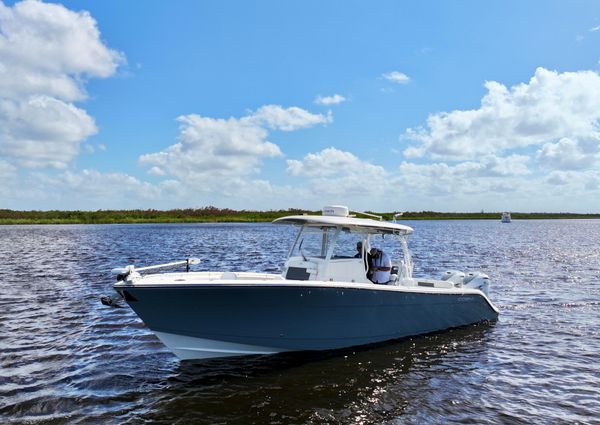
left=1, top=0, right=600, bottom=212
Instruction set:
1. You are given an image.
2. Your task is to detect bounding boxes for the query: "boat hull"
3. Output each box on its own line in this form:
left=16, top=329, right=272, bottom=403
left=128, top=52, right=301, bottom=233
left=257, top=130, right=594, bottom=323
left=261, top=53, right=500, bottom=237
left=116, top=283, right=498, bottom=360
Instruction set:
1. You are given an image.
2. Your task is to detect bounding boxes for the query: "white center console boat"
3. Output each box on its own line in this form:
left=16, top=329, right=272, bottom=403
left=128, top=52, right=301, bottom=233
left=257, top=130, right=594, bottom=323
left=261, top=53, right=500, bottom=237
left=107, top=205, right=499, bottom=360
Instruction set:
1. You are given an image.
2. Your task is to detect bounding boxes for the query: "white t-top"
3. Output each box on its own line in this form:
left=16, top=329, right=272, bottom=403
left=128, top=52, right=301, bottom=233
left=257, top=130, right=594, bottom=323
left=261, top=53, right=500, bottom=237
left=272, top=215, right=413, bottom=235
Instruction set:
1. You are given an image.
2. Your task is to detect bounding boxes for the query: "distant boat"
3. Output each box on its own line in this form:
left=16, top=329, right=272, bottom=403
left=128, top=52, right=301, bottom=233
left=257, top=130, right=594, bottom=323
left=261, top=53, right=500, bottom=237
left=501, top=212, right=511, bottom=223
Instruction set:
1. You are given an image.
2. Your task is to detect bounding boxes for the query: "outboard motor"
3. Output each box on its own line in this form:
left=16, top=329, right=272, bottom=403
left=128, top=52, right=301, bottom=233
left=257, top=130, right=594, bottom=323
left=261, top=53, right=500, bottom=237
left=463, top=272, right=490, bottom=296
left=441, top=270, right=466, bottom=286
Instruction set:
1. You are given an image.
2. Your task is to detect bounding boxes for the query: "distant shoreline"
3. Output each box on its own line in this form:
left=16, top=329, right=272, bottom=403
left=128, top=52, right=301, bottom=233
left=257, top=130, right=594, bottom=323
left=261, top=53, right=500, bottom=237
left=1, top=208, right=599, bottom=224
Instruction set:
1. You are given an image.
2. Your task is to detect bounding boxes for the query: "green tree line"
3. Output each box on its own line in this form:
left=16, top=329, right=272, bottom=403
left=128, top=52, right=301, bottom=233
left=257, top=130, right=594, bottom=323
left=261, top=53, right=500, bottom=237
left=0, top=207, right=598, bottom=224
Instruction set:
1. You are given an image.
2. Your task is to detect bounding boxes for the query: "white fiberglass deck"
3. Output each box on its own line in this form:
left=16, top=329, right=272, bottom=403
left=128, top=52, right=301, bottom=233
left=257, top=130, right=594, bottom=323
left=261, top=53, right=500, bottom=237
left=118, top=272, right=498, bottom=310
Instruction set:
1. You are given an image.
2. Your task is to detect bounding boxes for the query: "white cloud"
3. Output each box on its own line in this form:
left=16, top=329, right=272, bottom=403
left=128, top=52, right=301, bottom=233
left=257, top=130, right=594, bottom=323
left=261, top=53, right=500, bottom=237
left=82, top=143, right=107, bottom=154
left=397, top=155, right=530, bottom=197
left=148, top=166, right=166, bottom=176
left=0, top=159, right=15, bottom=177
left=0, top=1, right=122, bottom=85
left=0, top=96, right=97, bottom=168
left=140, top=114, right=281, bottom=185
left=12, top=168, right=302, bottom=210
left=0, top=0, right=123, bottom=169
left=0, top=168, right=168, bottom=209
left=545, top=170, right=572, bottom=186
left=314, top=94, right=347, bottom=106
left=287, top=147, right=385, bottom=178
left=286, top=147, right=389, bottom=201
left=248, top=104, right=332, bottom=131
left=393, top=154, right=600, bottom=212
left=399, top=161, right=469, bottom=196
left=55, top=169, right=160, bottom=200
left=44, top=169, right=166, bottom=208
left=0, top=159, right=16, bottom=196
left=476, top=154, right=531, bottom=176
left=537, top=137, right=600, bottom=170
left=0, top=100, right=332, bottom=209
left=584, top=175, right=600, bottom=190
left=403, top=68, right=600, bottom=161
left=382, top=71, right=410, bottom=84
left=544, top=169, right=600, bottom=192
left=590, top=25, right=600, bottom=32
left=140, top=105, right=330, bottom=189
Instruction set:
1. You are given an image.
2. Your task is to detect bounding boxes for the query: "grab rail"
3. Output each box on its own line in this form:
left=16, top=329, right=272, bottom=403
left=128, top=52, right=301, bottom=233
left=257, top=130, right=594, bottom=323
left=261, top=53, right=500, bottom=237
left=111, top=257, right=200, bottom=281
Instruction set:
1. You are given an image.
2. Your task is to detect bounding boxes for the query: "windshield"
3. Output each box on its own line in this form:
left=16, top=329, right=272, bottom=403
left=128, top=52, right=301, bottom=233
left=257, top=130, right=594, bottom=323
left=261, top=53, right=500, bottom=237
left=290, top=226, right=335, bottom=259
left=368, top=233, right=403, bottom=259
left=330, top=228, right=365, bottom=259
left=289, top=226, right=370, bottom=260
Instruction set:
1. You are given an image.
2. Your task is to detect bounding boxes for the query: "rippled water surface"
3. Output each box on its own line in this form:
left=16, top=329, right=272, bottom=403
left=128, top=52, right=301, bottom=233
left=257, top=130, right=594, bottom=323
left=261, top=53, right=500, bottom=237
left=1, top=220, right=599, bottom=424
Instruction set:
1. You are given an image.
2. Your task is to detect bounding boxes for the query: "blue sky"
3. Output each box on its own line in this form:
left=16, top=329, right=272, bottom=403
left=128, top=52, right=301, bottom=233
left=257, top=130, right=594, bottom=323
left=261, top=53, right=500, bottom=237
left=1, top=0, right=600, bottom=212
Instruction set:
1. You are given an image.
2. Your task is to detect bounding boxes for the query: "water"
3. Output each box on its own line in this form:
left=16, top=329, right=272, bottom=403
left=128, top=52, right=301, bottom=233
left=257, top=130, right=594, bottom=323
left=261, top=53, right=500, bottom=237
left=1, top=220, right=599, bottom=424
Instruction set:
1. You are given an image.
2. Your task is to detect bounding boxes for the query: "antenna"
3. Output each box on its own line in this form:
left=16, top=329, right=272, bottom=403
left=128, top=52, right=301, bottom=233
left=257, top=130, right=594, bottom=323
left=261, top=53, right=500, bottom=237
left=350, top=210, right=383, bottom=221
